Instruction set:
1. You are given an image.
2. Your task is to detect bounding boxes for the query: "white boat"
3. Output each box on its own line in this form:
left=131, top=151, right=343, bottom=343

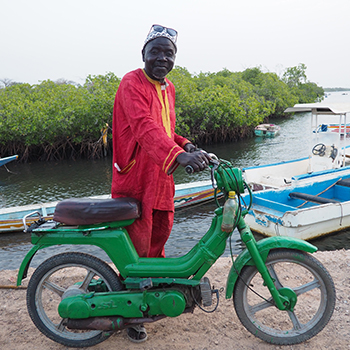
left=244, top=102, right=350, bottom=191
left=0, top=180, right=219, bottom=233
left=240, top=174, right=350, bottom=240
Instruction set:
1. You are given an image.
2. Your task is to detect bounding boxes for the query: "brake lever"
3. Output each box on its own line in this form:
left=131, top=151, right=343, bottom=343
left=210, top=159, right=219, bottom=189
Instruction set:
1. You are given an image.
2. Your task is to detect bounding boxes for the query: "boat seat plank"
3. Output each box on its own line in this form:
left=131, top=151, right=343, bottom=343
left=254, top=197, right=297, bottom=212
left=289, top=192, right=340, bottom=204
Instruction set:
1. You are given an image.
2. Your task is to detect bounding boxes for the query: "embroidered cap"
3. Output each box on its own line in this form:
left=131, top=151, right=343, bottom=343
left=143, top=24, right=178, bottom=52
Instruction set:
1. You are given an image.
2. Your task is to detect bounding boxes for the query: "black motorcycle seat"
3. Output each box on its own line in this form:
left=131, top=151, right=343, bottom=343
left=53, top=197, right=141, bottom=226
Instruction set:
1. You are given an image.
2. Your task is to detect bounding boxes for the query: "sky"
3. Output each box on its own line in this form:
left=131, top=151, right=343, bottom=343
left=1, top=0, right=349, bottom=88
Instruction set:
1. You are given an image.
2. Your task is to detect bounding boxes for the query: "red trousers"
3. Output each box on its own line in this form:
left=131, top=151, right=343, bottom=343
left=126, top=210, right=174, bottom=258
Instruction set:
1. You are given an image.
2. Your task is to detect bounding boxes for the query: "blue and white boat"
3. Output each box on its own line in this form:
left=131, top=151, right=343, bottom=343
left=0, top=155, right=18, bottom=167
left=244, top=103, right=350, bottom=191
left=240, top=174, right=350, bottom=240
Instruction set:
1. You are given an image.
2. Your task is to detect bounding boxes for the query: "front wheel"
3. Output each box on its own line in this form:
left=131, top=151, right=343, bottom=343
left=233, top=249, right=336, bottom=345
left=27, top=252, right=123, bottom=348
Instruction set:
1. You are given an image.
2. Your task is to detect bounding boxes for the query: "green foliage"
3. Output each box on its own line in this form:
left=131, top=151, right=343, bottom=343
left=0, top=65, right=322, bottom=160
left=282, top=63, right=307, bottom=87
left=292, top=82, right=325, bottom=103
left=168, top=68, right=272, bottom=143
left=0, top=73, right=120, bottom=160
left=241, top=68, right=299, bottom=117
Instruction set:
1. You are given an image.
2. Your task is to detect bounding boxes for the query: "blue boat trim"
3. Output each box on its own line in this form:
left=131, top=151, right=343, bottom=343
left=292, top=166, right=350, bottom=180
left=243, top=157, right=308, bottom=171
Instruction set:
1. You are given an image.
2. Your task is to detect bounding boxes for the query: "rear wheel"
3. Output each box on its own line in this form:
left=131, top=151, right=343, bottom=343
left=233, top=249, right=335, bottom=345
left=27, top=252, right=123, bottom=348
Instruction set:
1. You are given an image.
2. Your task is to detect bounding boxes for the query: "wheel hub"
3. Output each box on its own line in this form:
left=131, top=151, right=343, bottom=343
left=278, top=287, right=297, bottom=311
left=61, top=285, right=86, bottom=300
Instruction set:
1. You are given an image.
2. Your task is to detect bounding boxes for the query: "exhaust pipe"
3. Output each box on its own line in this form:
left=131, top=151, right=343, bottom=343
left=64, top=315, right=166, bottom=331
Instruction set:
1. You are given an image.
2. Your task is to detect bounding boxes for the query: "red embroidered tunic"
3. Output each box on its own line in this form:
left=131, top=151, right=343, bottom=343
left=111, top=68, right=190, bottom=219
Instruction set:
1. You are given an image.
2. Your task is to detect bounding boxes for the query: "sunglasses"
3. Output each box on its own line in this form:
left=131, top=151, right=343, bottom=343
left=149, top=24, right=178, bottom=41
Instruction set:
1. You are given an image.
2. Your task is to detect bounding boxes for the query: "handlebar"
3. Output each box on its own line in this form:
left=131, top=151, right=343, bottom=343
left=185, top=165, right=194, bottom=174
left=185, top=151, right=219, bottom=173
left=185, top=152, right=220, bottom=189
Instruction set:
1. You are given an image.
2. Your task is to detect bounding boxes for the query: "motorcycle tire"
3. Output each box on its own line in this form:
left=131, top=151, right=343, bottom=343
left=27, top=252, right=123, bottom=348
left=233, top=248, right=336, bottom=345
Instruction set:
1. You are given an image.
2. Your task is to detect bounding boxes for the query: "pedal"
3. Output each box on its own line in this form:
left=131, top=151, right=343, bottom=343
left=200, top=277, right=212, bottom=307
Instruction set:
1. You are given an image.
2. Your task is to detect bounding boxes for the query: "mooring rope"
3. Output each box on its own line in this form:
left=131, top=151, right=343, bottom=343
left=296, top=178, right=342, bottom=208
left=0, top=285, right=27, bottom=289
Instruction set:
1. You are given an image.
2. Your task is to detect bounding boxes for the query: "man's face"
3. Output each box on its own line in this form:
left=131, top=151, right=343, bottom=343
left=142, top=37, right=176, bottom=82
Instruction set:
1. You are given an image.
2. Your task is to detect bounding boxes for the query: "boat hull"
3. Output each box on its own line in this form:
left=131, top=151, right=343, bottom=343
left=254, top=130, right=279, bottom=137
left=241, top=176, right=350, bottom=240
left=244, top=203, right=350, bottom=240
left=254, top=124, right=280, bottom=137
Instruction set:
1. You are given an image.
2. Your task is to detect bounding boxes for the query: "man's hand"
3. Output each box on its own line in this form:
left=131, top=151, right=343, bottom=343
left=176, top=150, right=212, bottom=172
left=183, top=143, right=196, bottom=153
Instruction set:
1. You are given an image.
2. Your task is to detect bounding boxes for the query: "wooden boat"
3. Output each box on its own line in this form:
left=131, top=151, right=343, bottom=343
left=254, top=124, right=280, bottom=137
left=0, top=155, right=18, bottom=167
left=0, top=180, right=219, bottom=233
left=0, top=201, right=58, bottom=233
left=240, top=174, right=350, bottom=240
left=245, top=103, right=350, bottom=191
left=173, top=180, right=219, bottom=208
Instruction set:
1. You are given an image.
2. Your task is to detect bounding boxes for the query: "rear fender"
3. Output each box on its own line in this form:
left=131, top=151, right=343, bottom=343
left=225, top=236, right=317, bottom=299
left=16, top=244, right=48, bottom=286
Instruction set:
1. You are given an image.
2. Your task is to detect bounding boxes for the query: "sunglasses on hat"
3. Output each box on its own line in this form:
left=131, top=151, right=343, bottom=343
left=149, top=25, right=178, bottom=39
left=145, top=24, right=178, bottom=45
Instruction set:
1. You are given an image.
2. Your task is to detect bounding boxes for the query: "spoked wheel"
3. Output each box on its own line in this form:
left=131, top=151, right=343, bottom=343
left=27, top=252, right=123, bottom=348
left=233, top=249, right=336, bottom=345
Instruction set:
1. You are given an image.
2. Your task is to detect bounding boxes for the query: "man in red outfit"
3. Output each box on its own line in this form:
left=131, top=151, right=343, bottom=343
left=111, top=23, right=211, bottom=343
left=112, top=24, right=210, bottom=258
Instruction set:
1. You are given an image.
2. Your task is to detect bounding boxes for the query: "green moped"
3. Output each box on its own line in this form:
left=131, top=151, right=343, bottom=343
left=17, top=155, right=336, bottom=347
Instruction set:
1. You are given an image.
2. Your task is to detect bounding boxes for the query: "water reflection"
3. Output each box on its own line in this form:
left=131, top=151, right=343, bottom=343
left=169, top=201, right=245, bottom=258
left=0, top=158, right=113, bottom=208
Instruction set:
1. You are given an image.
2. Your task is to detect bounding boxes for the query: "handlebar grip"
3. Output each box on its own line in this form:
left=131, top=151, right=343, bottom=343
left=185, top=165, right=194, bottom=174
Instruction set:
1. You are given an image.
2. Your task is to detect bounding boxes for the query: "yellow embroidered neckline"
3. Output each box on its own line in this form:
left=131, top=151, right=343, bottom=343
left=142, top=69, right=171, bottom=137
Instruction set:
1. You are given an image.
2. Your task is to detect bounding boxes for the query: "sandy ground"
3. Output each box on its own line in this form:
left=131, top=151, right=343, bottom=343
left=0, top=249, right=349, bottom=350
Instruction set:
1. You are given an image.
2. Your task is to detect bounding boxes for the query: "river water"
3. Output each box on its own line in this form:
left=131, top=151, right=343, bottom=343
left=1, top=91, right=350, bottom=270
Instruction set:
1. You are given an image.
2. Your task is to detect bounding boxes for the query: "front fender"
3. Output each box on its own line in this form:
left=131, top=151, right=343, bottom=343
left=225, top=236, right=317, bottom=299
